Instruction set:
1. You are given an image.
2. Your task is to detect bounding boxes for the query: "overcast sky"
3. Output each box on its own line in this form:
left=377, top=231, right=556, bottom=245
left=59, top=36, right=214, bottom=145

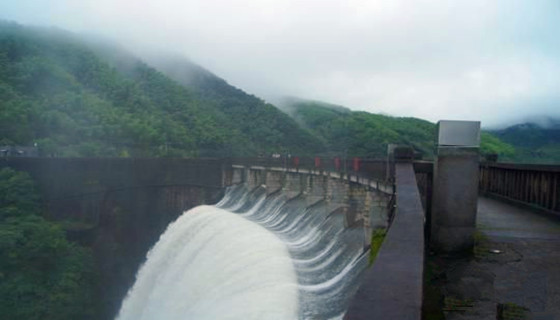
left=2, top=0, right=560, bottom=127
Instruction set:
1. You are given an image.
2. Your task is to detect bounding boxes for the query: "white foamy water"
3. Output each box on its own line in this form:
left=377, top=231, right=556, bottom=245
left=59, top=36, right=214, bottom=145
left=116, top=185, right=368, bottom=320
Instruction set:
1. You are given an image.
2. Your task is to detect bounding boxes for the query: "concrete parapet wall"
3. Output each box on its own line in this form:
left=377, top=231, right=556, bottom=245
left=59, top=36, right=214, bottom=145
left=0, top=157, right=225, bottom=319
left=0, top=157, right=224, bottom=198
left=345, top=162, right=425, bottom=320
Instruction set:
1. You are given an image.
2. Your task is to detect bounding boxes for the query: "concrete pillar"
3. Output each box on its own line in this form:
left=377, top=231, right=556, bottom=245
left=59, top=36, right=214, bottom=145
left=386, top=143, right=398, bottom=181
left=265, top=170, right=283, bottom=194
left=431, top=120, right=480, bottom=252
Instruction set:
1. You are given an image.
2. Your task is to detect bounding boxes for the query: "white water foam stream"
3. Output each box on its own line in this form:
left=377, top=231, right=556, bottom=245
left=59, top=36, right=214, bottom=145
left=116, top=185, right=368, bottom=320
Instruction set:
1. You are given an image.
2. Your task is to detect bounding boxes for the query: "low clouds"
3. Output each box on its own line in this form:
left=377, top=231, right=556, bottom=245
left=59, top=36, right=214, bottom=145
left=2, top=0, right=559, bottom=127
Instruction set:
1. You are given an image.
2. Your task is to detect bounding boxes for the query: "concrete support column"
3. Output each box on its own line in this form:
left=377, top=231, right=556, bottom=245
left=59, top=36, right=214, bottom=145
left=431, top=120, right=480, bottom=252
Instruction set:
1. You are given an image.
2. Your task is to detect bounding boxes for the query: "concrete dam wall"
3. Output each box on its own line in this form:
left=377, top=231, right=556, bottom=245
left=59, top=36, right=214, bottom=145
left=116, top=165, right=395, bottom=319
left=1, top=157, right=394, bottom=319
left=0, top=157, right=225, bottom=319
left=228, top=165, right=394, bottom=246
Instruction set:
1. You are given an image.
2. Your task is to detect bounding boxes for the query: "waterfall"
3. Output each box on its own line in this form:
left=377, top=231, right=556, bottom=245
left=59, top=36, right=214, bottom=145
left=116, top=185, right=368, bottom=320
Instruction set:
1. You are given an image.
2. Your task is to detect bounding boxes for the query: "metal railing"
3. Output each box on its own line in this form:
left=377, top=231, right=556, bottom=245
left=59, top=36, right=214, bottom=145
left=479, top=163, right=560, bottom=214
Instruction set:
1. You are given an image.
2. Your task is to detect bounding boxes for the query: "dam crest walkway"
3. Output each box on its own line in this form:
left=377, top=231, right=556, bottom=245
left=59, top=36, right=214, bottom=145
left=437, top=197, right=560, bottom=320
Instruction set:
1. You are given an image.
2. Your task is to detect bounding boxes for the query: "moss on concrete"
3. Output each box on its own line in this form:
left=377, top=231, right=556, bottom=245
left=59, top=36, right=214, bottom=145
left=497, top=302, right=529, bottom=320
left=443, top=296, right=474, bottom=312
left=473, top=230, right=491, bottom=259
left=422, top=256, right=446, bottom=320
left=368, top=228, right=387, bottom=266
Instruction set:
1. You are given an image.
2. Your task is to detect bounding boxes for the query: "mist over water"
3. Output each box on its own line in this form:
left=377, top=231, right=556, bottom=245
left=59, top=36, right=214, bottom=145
left=116, top=185, right=368, bottom=320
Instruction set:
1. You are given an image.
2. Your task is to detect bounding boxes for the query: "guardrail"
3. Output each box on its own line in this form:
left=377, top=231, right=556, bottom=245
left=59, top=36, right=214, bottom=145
left=229, top=164, right=395, bottom=196
left=479, top=163, right=560, bottom=215
left=228, top=157, right=388, bottom=181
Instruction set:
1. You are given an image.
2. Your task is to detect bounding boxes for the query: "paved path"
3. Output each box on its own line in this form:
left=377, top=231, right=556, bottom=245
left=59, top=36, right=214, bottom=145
left=437, top=197, right=560, bottom=320
left=478, top=197, right=560, bottom=241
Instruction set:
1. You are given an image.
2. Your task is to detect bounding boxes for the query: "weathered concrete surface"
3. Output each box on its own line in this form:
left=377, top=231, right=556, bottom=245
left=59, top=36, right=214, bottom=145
left=428, top=197, right=560, bottom=320
left=431, top=147, right=479, bottom=253
left=230, top=164, right=393, bottom=235
left=477, top=197, right=560, bottom=241
left=345, top=162, right=424, bottom=320
left=0, top=157, right=225, bottom=320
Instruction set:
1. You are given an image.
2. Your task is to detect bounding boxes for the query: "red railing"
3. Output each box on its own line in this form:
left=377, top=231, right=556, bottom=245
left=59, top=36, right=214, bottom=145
left=230, top=157, right=389, bottom=181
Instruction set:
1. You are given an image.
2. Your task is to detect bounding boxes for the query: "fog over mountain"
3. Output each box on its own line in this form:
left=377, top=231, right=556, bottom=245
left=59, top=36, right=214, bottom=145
left=1, top=0, right=560, bottom=127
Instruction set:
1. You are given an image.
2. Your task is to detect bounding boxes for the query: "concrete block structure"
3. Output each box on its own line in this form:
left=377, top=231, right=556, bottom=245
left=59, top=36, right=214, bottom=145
left=431, top=120, right=480, bottom=252
left=228, top=165, right=394, bottom=249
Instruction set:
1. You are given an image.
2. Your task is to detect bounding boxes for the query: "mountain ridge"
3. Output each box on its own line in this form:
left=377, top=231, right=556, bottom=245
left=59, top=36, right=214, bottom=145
left=0, top=20, right=324, bottom=157
left=489, top=120, right=560, bottom=163
left=274, top=98, right=514, bottom=158
left=1, top=20, right=558, bottom=163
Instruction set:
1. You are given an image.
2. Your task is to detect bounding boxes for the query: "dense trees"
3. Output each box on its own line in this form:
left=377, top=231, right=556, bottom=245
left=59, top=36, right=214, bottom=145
left=0, top=21, right=323, bottom=158
left=490, top=122, right=560, bottom=163
left=1, top=21, right=556, bottom=162
left=0, top=168, right=96, bottom=320
left=284, top=99, right=518, bottom=160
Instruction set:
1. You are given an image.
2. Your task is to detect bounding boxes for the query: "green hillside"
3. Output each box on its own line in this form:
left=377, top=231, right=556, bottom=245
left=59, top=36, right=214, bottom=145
left=143, top=54, right=323, bottom=156
left=490, top=121, right=560, bottom=164
left=0, top=21, right=323, bottom=157
left=278, top=98, right=517, bottom=159
left=1, top=21, right=555, bottom=163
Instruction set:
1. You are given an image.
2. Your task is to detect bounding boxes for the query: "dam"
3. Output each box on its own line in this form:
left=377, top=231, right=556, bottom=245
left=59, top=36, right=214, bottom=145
left=0, top=156, right=394, bottom=319
left=116, top=185, right=372, bottom=319
left=3, top=122, right=559, bottom=319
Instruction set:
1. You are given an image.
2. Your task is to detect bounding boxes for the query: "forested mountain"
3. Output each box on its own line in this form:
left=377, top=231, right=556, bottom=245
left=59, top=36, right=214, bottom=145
left=1, top=21, right=557, bottom=163
left=277, top=98, right=517, bottom=160
left=143, top=54, right=321, bottom=156
left=490, top=120, right=560, bottom=163
left=0, top=21, right=323, bottom=157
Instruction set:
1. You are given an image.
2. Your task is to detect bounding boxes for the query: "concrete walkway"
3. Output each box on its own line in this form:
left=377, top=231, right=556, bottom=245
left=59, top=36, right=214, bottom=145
left=478, top=197, right=560, bottom=241
left=435, top=197, right=560, bottom=320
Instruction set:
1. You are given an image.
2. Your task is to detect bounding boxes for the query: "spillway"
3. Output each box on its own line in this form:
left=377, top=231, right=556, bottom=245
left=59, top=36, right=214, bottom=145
left=116, top=185, right=368, bottom=320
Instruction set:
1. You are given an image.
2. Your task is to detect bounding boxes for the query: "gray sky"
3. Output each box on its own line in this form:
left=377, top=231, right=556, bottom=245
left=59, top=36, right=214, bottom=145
left=2, top=0, right=560, bottom=127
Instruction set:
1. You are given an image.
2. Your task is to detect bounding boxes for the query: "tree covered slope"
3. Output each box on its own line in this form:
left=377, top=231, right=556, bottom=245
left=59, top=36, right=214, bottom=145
left=1, top=21, right=555, bottom=163
left=278, top=98, right=517, bottom=160
left=143, top=54, right=323, bottom=156
left=0, top=168, right=96, bottom=320
left=490, top=121, right=560, bottom=163
left=0, top=21, right=323, bottom=157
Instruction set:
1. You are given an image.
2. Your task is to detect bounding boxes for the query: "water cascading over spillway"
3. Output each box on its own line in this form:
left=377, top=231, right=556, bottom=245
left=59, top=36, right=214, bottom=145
left=116, top=185, right=369, bottom=320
